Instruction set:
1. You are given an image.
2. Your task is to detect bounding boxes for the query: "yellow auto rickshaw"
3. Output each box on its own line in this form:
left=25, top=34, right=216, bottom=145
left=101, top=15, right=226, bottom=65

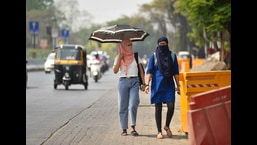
left=53, top=44, right=88, bottom=90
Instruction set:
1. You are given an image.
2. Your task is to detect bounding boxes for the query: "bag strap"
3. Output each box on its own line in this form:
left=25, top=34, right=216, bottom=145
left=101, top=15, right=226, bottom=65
left=134, top=52, right=140, bottom=73
left=134, top=52, right=139, bottom=64
left=134, top=52, right=145, bottom=85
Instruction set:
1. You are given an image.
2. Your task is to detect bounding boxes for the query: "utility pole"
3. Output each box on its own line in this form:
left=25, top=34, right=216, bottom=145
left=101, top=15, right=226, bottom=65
left=51, top=17, right=58, bottom=50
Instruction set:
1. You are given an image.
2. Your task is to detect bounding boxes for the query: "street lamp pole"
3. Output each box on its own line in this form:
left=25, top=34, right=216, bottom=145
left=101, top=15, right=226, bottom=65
left=51, top=17, right=58, bottom=49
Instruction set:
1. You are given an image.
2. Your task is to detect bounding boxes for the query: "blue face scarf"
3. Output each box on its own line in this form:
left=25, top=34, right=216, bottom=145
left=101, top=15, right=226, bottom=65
left=155, top=37, right=173, bottom=85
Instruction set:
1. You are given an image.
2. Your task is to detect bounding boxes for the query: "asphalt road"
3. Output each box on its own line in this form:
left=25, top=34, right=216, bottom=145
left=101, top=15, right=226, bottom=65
left=26, top=69, right=122, bottom=145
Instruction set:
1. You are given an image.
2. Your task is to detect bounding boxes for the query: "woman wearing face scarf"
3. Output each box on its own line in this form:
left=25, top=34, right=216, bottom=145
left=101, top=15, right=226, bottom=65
left=113, top=39, right=144, bottom=136
left=144, top=36, right=180, bottom=139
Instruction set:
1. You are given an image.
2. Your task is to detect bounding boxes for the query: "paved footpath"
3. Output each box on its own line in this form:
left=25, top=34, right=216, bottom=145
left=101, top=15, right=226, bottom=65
left=41, top=85, right=189, bottom=145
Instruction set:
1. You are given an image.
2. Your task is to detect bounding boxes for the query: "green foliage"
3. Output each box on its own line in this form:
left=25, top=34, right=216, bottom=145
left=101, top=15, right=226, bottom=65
left=26, top=0, right=54, bottom=11
left=174, top=0, right=231, bottom=42
left=26, top=48, right=53, bottom=60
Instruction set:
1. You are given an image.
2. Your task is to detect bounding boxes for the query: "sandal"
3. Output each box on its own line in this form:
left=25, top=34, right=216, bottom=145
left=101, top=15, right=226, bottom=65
left=131, top=130, right=139, bottom=136
left=157, top=132, right=163, bottom=139
left=164, top=126, right=172, bottom=138
left=121, top=130, right=127, bottom=136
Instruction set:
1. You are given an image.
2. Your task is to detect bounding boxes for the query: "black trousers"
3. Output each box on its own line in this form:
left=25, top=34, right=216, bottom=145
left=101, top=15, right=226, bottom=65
left=155, top=102, right=174, bottom=133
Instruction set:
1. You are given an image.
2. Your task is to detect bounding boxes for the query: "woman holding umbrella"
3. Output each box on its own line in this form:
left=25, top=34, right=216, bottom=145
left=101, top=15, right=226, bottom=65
left=113, top=39, right=144, bottom=136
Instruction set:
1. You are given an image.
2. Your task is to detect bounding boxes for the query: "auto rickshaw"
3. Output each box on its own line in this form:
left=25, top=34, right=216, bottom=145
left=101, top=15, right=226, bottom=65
left=53, top=44, right=88, bottom=90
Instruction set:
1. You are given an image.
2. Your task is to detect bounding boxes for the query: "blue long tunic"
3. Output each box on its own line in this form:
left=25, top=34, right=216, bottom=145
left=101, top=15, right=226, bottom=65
left=146, top=52, right=179, bottom=104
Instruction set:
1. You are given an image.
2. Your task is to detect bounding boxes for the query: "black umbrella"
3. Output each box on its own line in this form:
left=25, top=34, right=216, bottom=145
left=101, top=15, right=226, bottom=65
left=88, top=24, right=149, bottom=43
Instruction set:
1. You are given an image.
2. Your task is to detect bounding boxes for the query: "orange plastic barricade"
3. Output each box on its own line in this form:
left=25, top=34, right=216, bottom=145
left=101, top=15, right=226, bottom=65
left=178, top=58, right=205, bottom=72
left=192, top=58, right=205, bottom=67
left=178, top=59, right=190, bottom=72
left=179, top=71, right=231, bottom=133
left=187, top=85, right=231, bottom=145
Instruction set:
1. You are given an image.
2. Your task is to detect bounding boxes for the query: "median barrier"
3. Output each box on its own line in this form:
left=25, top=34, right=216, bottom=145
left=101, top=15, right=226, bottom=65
left=179, top=70, right=231, bottom=133
left=187, top=85, right=231, bottom=145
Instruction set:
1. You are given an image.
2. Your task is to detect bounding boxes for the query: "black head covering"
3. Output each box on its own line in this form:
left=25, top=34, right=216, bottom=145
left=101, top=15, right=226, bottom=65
left=157, top=36, right=168, bottom=44
left=155, top=36, right=173, bottom=84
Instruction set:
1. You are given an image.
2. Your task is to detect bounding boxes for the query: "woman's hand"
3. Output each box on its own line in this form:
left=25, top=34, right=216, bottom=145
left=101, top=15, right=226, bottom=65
left=144, top=85, right=150, bottom=94
left=118, top=53, right=124, bottom=60
left=140, top=84, right=145, bottom=91
left=176, top=86, right=180, bottom=95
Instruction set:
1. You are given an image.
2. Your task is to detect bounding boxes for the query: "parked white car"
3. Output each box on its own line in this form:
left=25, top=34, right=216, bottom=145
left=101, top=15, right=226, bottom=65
left=178, top=51, right=190, bottom=59
left=44, top=52, right=55, bottom=73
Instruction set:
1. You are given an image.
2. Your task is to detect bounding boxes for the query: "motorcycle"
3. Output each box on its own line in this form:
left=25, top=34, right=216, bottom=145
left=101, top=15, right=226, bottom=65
left=90, top=59, right=102, bottom=82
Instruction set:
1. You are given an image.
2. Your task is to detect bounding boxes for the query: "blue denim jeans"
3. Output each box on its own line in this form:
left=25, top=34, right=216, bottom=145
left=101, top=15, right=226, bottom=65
left=118, top=77, right=140, bottom=129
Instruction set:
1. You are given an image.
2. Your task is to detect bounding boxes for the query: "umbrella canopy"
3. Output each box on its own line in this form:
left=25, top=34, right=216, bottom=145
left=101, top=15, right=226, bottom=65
left=88, top=24, right=149, bottom=43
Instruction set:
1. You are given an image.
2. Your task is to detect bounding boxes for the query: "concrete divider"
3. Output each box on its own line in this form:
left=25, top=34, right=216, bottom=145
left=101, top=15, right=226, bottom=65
left=26, top=59, right=44, bottom=72
left=179, top=70, right=231, bottom=133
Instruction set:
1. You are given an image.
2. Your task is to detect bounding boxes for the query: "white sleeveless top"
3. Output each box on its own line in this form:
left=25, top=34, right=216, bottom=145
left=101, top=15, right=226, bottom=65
left=113, top=55, right=138, bottom=77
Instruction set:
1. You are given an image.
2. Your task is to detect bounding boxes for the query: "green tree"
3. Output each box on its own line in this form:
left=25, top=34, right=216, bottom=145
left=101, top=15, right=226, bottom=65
left=174, top=0, right=231, bottom=64
left=26, top=0, right=54, bottom=11
left=54, top=0, right=91, bottom=32
left=139, top=0, right=192, bottom=54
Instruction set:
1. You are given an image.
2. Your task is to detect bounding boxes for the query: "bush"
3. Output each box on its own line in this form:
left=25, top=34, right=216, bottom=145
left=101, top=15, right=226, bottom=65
left=26, top=48, right=53, bottom=60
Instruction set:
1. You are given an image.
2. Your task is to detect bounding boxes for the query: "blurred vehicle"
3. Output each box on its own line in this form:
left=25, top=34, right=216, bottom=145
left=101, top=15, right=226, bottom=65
left=90, top=51, right=110, bottom=73
left=26, top=60, right=28, bottom=88
left=99, top=54, right=109, bottom=73
left=178, top=51, right=190, bottom=59
left=141, top=54, right=148, bottom=69
left=87, top=55, right=93, bottom=71
left=53, top=44, right=88, bottom=90
left=178, top=51, right=193, bottom=70
left=90, top=59, right=102, bottom=82
left=44, top=52, right=55, bottom=73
